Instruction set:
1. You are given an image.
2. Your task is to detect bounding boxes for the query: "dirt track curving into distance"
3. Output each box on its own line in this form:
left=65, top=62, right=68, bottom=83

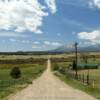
left=5, top=59, right=96, bottom=100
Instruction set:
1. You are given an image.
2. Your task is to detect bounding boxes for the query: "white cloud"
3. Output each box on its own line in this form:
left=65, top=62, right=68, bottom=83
left=35, top=30, right=43, bottom=34
left=52, top=42, right=61, bottom=46
left=9, top=38, right=16, bottom=42
left=89, top=0, right=100, bottom=8
left=33, top=41, right=40, bottom=44
left=44, top=41, right=51, bottom=45
left=31, top=41, right=61, bottom=50
left=9, top=38, right=31, bottom=44
left=0, top=0, right=57, bottom=34
left=45, top=0, right=57, bottom=13
left=32, top=45, right=42, bottom=49
left=44, top=41, right=61, bottom=46
left=0, top=31, right=24, bottom=37
left=79, top=41, right=95, bottom=46
left=78, top=30, right=100, bottom=44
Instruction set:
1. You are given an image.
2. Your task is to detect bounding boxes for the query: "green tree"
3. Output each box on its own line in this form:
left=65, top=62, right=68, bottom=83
left=10, top=67, right=21, bottom=79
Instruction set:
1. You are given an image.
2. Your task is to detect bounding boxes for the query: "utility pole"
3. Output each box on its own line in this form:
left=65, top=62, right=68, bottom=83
left=74, top=42, right=78, bottom=79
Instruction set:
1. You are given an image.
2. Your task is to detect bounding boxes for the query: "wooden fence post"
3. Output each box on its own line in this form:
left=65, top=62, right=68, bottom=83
left=83, top=74, right=84, bottom=83
left=87, top=74, right=89, bottom=85
left=79, top=75, right=80, bottom=80
left=92, top=80, right=95, bottom=88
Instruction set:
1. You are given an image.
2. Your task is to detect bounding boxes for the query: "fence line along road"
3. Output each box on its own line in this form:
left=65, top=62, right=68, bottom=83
left=66, top=70, right=100, bottom=88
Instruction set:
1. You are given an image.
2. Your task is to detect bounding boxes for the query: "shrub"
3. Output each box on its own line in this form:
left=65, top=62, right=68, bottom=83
left=53, top=64, right=59, bottom=71
left=10, top=67, right=21, bottom=79
left=59, top=67, right=66, bottom=74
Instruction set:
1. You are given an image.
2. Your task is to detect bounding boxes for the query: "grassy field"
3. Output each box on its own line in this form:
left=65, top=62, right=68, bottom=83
left=0, top=52, right=100, bottom=99
left=78, top=69, right=100, bottom=76
left=54, top=72, right=100, bottom=100
left=0, top=63, right=46, bottom=99
left=52, top=60, right=100, bottom=99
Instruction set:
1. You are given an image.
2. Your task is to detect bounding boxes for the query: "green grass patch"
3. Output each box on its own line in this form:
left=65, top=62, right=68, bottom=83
left=0, top=63, right=46, bottom=99
left=78, top=69, right=100, bottom=77
left=52, top=61, right=100, bottom=100
left=54, top=71, right=100, bottom=100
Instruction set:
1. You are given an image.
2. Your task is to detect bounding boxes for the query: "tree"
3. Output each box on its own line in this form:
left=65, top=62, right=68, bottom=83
left=10, top=67, right=21, bottom=79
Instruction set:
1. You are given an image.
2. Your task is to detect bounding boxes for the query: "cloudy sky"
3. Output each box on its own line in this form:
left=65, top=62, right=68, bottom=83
left=0, top=0, right=100, bottom=52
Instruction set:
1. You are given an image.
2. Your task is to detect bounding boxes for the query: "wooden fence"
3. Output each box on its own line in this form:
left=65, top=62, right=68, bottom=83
left=66, top=70, right=100, bottom=88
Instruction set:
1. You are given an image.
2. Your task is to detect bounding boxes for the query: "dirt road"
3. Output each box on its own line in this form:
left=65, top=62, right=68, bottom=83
left=6, top=59, right=96, bottom=100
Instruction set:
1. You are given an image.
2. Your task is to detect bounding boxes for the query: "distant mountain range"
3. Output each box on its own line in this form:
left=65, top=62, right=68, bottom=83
left=53, top=44, right=100, bottom=52
left=0, top=44, right=100, bottom=55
